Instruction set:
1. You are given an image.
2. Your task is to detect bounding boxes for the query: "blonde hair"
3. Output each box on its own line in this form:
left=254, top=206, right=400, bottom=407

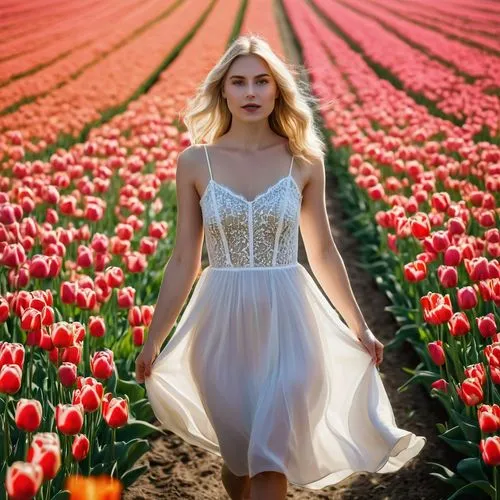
left=181, top=34, right=326, bottom=165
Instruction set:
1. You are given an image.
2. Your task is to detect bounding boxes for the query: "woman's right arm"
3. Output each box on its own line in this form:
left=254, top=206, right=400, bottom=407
left=135, top=146, right=204, bottom=383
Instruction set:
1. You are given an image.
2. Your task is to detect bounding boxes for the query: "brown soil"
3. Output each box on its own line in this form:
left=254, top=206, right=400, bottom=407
left=124, top=166, right=461, bottom=500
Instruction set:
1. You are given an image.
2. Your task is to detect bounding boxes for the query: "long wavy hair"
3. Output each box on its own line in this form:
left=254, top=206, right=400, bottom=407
left=182, top=34, right=326, bottom=164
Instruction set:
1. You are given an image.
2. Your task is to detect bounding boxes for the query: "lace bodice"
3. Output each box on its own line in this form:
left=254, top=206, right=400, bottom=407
left=199, top=145, right=302, bottom=269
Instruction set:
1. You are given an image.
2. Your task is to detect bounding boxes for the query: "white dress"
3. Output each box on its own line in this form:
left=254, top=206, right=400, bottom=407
left=145, top=145, right=426, bottom=490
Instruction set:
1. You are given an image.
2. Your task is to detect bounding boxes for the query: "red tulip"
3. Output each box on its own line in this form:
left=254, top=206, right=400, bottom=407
left=457, top=377, right=484, bottom=406
left=148, top=221, right=168, bottom=239
left=90, top=349, right=114, bottom=380
left=104, top=266, right=124, bottom=288
left=29, top=255, right=50, bottom=279
left=123, top=251, right=147, bottom=273
left=72, top=434, right=90, bottom=462
left=116, top=223, right=134, bottom=240
left=51, top=322, right=75, bottom=348
left=477, top=313, right=497, bottom=338
left=465, top=257, right=490, bottom=282
left=491, top=366, right=500, bottom=385
left=102, top=393, right=129, bottom=428
left=404, top=260, right=427, bottom=282
left=480, top=436, right=500, bottom=465
left=21, top=308, right=41, bottom=331
left=58, top=362, right=78, bottom=388
left=26, top=432, right=61, bottom=481
left=427, top=340, right=446, bottom=366
left=431, top=192, right=451, bottom=212
left=15, top=399, right=42, bottom=432
left=72, top=383, right=103, bottom=413
left=90, top=233, right=109, bottom=253
left=2, top=243, right=26, bottom=267
left=132, top=326, right=145, bottom=347
left=139, top=236, right=158, bottom=255
left=478, top=404, right=500, bottom=433
left=437, top=265, right=458, bottom=288
left=420, top=292, right=453, bottom=325
left=88, top=316, right=106, bottom=338
left=431, top=379, right=448, bottom=392
left=60, top=281, right=76, bottom=304
left=448, top=312, right=471, bottom=336
left=75, top=288, right=97, bottom=310
left=55, top=403, right=84, bottom=435
left=6, top=461, right=44, bottom=499
left=457, top=286, right=478, bottom=310
left=128, top=306, right=142, bottom=327
left=0, top=364, right=22, bottom=394
left=431, top=231, right=450, bottom=253
left=116, top=286, right=135, bottom=308
left=410, top=213, right=430, bottom=239
left=465, top=363, right=486, bottom=386
left=141, top=305, right=154, bottom=327
left=0, top=297, right=11, bottom=323
left=0, top=342, right=25, bottom=369
left=76, top=246, right=94, bottom=268
left=61, top=342, right=83, bottom=365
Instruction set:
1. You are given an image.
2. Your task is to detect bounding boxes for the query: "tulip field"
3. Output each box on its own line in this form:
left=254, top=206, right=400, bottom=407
left=0, top=0, right=499, bottom=499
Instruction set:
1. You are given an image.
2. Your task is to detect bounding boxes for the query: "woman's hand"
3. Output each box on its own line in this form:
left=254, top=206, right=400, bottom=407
left=135, top=341, right=160, bottom=384
left=356, top=327, right=384, bottom=367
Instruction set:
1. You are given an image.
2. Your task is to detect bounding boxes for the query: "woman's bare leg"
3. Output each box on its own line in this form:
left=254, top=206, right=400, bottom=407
left=221, top=463, right=251, bottom=500
left=250, top=471, right=287, bottom=500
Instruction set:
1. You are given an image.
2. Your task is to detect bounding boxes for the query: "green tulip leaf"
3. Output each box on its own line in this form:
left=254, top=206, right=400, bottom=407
left=439, top=426, right=479, bottom=457
left=116, top=419, right=165, bottom=442
left=446, top=480, right=494, bottom=500
left=456, top=457, right=488, bottom=483
left=120, top=464, right=150, bottom=488
left=116, top=377, right=145, bottom=404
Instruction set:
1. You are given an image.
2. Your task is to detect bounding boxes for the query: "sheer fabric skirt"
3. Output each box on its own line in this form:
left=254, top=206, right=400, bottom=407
left=145, top=263, right=426, bottom=490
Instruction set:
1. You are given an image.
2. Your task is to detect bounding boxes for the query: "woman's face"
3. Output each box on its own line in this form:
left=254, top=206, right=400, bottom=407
left=222, top=54, right=279, bottom=121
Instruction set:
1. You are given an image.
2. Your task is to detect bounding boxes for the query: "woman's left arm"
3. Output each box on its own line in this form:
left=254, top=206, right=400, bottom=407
left=299, top=155, right=384, bottom=365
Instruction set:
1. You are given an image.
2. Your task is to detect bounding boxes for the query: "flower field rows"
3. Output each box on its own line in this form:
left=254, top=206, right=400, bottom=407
left=282, top=0, right=500, bottom=497
left=1, top=0, right=499, bottom=498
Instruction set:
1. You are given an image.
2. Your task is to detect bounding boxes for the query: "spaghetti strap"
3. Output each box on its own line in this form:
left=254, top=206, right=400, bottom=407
left=288, top=155, right=295, bottom=176
left=203, top=145, right=213, bottom=180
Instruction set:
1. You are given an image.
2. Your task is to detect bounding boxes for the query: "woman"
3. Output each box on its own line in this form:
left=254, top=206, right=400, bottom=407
left=136, top=34, right=426, bottom=500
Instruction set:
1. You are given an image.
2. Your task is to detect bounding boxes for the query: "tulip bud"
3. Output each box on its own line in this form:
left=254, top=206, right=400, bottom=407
left=55, top=403, right=84, bottom=435
left=72, top=434, right=90, bottom=462
left=6, top=461, right=44, bottom=500
left=431, top=379, right=448, bottom=392
left=480, top=436, right=500, bottom=466
left=478, top=404, right=500, bottom=433
left=26, top=432, right=61, bottom=482
left=15, top=399, right=42, bottom=432
left=457, top=377, right=484, bottom=406
left=0, top=364, right=22, bottom=394
left=477, top=313, right=497, bottom=339
left=58, top=362, right=78, bottom=388
left=90, top=349, right=114, bottom=380
left=102, top=393, right=129, bottom=428
left=427, top=341, right=446, bottom=366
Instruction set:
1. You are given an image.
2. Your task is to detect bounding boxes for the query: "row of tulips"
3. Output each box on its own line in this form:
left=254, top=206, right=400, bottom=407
left=281, top=0, right=499, bottom=498
left=0, top=3, right=250, bottom=497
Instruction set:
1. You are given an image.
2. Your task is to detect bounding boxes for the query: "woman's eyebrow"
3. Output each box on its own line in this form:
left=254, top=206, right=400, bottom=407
left=229, top=73, right=270, bottom=79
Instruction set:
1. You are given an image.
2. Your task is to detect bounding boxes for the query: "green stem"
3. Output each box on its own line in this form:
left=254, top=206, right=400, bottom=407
left=3, top=395, right=10, bottom=464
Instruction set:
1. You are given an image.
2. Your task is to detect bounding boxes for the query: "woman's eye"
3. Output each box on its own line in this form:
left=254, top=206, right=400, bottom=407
left=233, top=80, right=268, bottom=85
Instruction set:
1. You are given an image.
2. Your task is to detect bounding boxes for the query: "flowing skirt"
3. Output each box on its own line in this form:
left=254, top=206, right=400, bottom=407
left=145, top=263, right=426, bottom=490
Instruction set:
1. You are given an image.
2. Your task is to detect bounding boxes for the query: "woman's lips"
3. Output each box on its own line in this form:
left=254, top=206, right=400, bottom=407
left=242, top=105, right=261, bottom=112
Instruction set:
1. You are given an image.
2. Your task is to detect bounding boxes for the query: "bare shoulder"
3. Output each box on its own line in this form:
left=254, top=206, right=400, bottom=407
left=177, top=144, right=206, bottom=169
left=176, top=145, right=208, bottom=199
left=295, top=154, right=322, bottom=192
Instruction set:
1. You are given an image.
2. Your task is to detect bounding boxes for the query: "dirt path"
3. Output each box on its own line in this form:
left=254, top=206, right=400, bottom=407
left=124, top=163, right=461, bottom=500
